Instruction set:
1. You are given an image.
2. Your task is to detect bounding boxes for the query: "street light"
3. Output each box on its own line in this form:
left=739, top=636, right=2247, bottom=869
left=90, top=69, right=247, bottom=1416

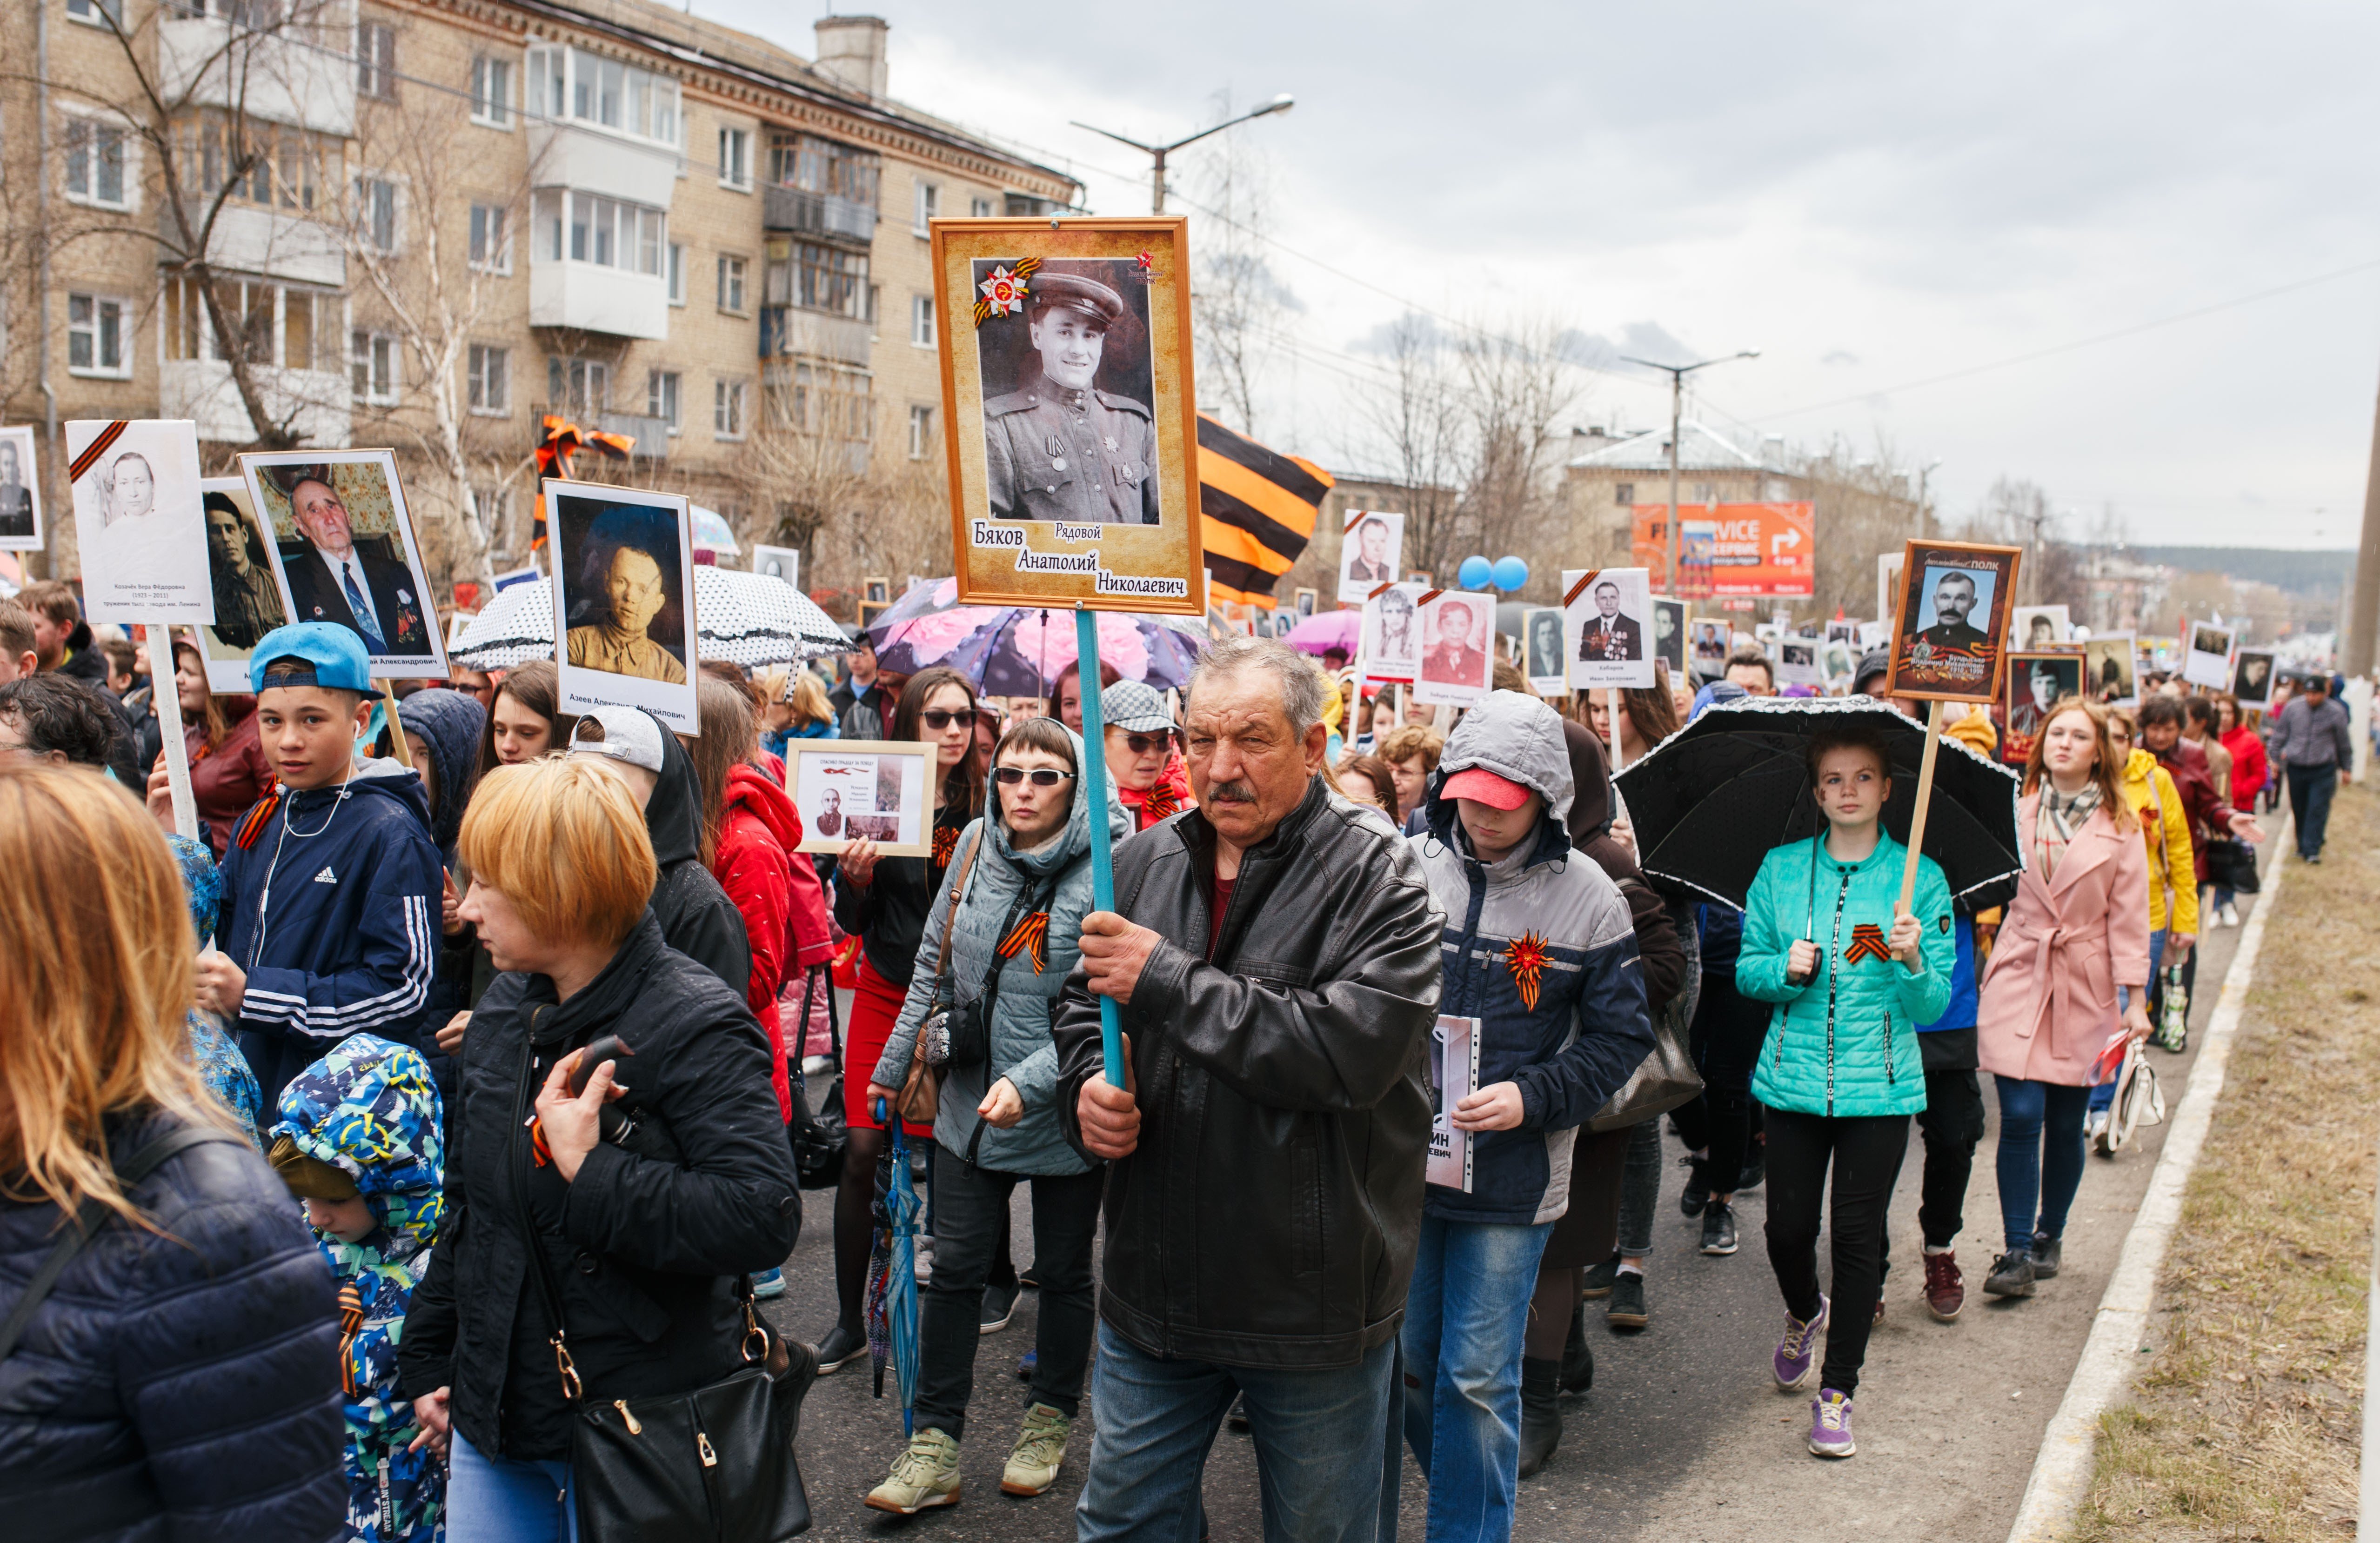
left=1914, top=458, right=1943, bottom=538
left=1618, top=350, right=1760, bottom=603
left=1072, top=94, right=1296, bottom=216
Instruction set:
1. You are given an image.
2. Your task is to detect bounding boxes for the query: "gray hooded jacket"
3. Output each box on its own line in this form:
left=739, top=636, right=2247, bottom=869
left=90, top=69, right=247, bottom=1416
left=872, top=721, right=1130, bottom=1174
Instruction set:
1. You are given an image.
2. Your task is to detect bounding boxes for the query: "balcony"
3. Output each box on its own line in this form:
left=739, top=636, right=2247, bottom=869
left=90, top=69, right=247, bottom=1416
left=160, top=358, right=351, bottom=447
left=528, top=121, right=679, bottom=210
left=762, top=186, right=876, bottom=247
left=530, top=261, right=669, bottom=341
left=170, top=204, right=344, bottom=288
left=158, top=11, right=356, bottom=137
left=759, top=306, right=869, bottom=367
left=600, top=411, right=670, bottom=460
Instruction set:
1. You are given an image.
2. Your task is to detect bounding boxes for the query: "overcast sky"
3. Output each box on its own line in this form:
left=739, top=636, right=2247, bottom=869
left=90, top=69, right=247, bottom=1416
left=709, top=0, right=2380, bottom=549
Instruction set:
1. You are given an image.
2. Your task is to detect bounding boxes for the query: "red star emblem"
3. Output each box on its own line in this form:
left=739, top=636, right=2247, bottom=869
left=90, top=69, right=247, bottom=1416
left=1504, top=932, right=1551, bottom=1012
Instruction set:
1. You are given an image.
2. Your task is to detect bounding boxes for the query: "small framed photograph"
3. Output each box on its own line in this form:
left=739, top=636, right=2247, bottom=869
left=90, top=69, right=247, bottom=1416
left=858, top=599, right=890, bottom=631
left=2010, top=604, right=2071, bottom=652
left=2004, top=651, right=2086, bottom=765
left=2231, top=648, right=2277, bottom=708
left=1652, top=597, right=1688, bottom=677
left=241, top=448, right=448, bottom=677
left=789, top=739, right=934, bottom=856
left=0, top=425, right=45, bottom=552
left=2182, top=619, right=2235, bottom=690
left=69, top=419, right=211, bottom=624
left=2081, top=633, right=2138, bottom=706
left=1820, top=637, right=1854, bottom=687
left=1564, top=567, right=1655, bottom=690
left=1886, top=539, right=2023, bottom=703
left=1876, top=551, right=1904, bottom=632
left=1414, top=590, right=1495, bottom=706
left=1337, top=510, right=1405, bottom=602
left=189, top=476, right=296, bottom=693
left=545, top=479, right=699, bottom=732
left=1826, top=619, right=1858, bottom=646
left=1856, top=620, right=1891, bottom=653
left=1522, top=607, right=1567, bottom=695
left=1363, top=582, right=1424, bottom=682
left=1407, top=569, right=1433, bottom=588
left=751, top=544, right=802, bottom=588
left=1690, top=617, right=1731, bottom=679
left=1776, top=637, right=1822, bottom=688
left=863, top=575, right=892, bottom=605
left=1294, top=587, right=1318, bottom=619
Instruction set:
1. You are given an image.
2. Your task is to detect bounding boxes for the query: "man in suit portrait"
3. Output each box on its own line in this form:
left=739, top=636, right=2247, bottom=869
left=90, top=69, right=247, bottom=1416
left=1344, top=517, right=1395, bottom=587
left=1577, top=579, right=1643, bottom=662
left=1422, top=595, right=1488, bottom=687
left=281, top=472, right=428, bottom=657
left=0, top=441, right=33, bottom=540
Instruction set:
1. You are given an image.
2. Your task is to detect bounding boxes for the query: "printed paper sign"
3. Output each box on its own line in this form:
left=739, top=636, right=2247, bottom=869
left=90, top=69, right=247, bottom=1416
left=1564, top=567, right=1656, bottom=690
left=1427, top=1014, right=1481, bottom=1193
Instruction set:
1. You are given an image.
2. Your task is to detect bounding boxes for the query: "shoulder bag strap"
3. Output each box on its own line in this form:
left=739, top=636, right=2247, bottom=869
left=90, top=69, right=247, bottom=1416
left=508, top=1036, right=582, bottom=1402
left=928, top=828, right=985, bottom=1003
left=0, top=1126, right=243, bottom=1363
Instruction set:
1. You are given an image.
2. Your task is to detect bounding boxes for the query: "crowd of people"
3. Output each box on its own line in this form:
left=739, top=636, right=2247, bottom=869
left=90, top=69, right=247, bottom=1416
left=0, top=576, right=2363, bottom=1543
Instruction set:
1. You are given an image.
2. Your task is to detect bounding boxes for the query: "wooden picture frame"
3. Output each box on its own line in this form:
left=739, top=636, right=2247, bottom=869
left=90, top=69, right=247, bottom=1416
left=788, top=738, right=936, bottom=857
left=1885, top=538, right=2023, bottom=704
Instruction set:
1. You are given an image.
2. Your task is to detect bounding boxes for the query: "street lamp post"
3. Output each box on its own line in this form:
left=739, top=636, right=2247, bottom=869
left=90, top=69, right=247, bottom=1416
left=1072, top=94, right=1296, bottom=215
left=1619, top=350, right=1759, bottom=601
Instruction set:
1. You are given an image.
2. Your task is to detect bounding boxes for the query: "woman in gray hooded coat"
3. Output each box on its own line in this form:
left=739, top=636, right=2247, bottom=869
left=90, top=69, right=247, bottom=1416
left=862, top=713, right=1130, bottom=1514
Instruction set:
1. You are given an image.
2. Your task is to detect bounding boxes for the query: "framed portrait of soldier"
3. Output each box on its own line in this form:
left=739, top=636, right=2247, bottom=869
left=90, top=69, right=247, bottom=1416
left=1295, top=587, right=1318, bottom=620
left=187, top=477, right=295, bottom=693
left=2080, top=633, right=2137, bottom=706
left=69, top=419, right=211, bottom=624
left=2231, top=647, right=2277, bottom=708
left=1652, top=597, right=1688, bottom=678
left=240, top=448, right=447, bottom=677
left=1415, top=591, right=1495, bottom=707
left=2010, top=604, right=2071, bottom=652
left=934, top=216, right=1202, bottom=615
left=1522, top=607, right=1566, bottom=695
left=2002, top=652, right=2084, bottom=766
left=1564, top=567, right=1655, bottom=691
left=2182, top=619, right=2235, bottom=689
left=1876, top=552, right=1903, bottom=635
left=751, top=544, right=802, bottom=590
left=1776, top=637, right=1822, bottom=689
left=1362, top=583, right=1424, bottom=682
left=543, top=480, right=699, bottom=732
left=788, top=739, right=933, bottom=857
left=1690, top=618, right=1730, bottom=679
left=1337, top=510, right=1405, bottom=603
left=0, top=425, right=44, bottom=552
left=1885, top=539, right=2021, bottom=703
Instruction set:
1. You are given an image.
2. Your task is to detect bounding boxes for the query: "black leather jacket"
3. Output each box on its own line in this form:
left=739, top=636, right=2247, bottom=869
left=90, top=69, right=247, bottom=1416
left=1054, top=776, right=1444, bottom=1369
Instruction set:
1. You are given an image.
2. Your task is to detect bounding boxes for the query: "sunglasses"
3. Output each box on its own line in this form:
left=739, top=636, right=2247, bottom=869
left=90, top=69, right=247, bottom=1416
left=1117, top=731, right=1174, bottom=756
left=994, top=766, right=1077, bottom=787
left=919, top=709, right=978, bottom=730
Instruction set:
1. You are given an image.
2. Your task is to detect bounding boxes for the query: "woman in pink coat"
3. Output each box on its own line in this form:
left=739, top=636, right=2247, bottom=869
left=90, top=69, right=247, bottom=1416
left=1976, top=699, right=2151, bottom=1303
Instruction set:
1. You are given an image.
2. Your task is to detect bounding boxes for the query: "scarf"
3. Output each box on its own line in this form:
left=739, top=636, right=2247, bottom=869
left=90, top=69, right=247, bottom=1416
left=2033, top=782, right=2103, bottom=877
left=1119, top=754, right=1194, bottom=831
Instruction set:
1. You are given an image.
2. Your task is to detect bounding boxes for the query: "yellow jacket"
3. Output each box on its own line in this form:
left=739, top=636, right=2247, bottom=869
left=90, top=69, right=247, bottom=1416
left=2117, top=747, right=2197, bottom=935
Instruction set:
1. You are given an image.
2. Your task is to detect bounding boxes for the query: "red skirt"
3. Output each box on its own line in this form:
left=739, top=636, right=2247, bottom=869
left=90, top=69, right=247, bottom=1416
left=844, top=955, right=933, bottom=1136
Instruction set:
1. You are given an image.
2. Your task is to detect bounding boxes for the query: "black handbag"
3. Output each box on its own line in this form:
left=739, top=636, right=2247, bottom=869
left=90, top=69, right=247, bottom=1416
left=2202, top=835, right=2260, bottom=895
left=510, top=1041, right=816, bottom=1541
left=789, top=967, right=847, bottom=1191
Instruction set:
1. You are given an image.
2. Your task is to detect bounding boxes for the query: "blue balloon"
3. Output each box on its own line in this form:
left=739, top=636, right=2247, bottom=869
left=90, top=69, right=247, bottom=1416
left=1457, top=555, right=1493, bottom=590
left=1491, top=555, right=1530, bottom=592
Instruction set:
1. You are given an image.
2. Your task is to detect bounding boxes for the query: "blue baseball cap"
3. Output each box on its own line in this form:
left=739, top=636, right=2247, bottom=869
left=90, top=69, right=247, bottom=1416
left=248, top=622, right=375, bottom=694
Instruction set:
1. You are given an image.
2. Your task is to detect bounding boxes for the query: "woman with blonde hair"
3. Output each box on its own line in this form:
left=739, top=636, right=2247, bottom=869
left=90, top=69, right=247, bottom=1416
left=0, top=763, right=344, bottom=1536
left=1976, top=699, right=2151, bottom=1301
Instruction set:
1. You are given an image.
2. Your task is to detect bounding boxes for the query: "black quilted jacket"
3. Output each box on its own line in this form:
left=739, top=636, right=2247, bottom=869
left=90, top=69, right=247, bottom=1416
left=0, top=1108, right=344, bottom=1542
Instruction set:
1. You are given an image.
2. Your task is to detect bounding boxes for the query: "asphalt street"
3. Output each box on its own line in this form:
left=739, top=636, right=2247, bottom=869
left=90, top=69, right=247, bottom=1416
left=762, top=873, right=2259, bottom=1541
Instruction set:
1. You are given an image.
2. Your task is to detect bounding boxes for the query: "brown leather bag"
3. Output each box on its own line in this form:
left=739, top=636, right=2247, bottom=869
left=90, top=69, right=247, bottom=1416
left=892, top=829, right=983, bottom=1126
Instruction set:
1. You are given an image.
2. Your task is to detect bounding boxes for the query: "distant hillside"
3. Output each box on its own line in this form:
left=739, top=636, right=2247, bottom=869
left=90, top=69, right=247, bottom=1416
left=2122, top=547, right=2357, bottom=593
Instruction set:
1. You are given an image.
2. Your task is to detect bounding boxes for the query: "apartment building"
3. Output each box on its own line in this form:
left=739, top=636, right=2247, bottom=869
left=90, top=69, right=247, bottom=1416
left=8, top=0, right=1077, bottom=600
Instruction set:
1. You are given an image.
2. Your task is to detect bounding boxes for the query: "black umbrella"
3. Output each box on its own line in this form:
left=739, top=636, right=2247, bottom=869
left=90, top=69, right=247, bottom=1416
left=1613, top=695, right=2024, bottom=912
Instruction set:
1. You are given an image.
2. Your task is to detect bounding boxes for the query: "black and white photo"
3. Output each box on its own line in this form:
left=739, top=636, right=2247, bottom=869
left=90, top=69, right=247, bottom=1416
left=545, top=480, right=699, bottom=731
left=70, top=419, right=211, bottom=624
left=0, top=426, right=44, bottom=552
left=1337, top=510, right=1405, bottom=602
left=1364, top=582, right=1424, bottom=681
left=2182, top=618, right=2235, bottom=690
left=751, top=543, right=802, bottom=589
left=188, top=477, right=295, bottom=693
left=790, top=740, right=933, bottom=857
left=1523, top=606, right=1566, bottom=695
left=1564, top=566, right=1655, bottom=690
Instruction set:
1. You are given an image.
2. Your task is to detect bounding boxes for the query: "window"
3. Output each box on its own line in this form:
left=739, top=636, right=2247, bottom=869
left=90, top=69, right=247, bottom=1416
left=666, top=242, right=684, bottom=305
left=647, top=368, right=680, bottom=432
left=1693, top=481, right=1714, bottom=503
left=716, top=253, right=747, bottom=313
left=908, top=404, right=934, bottom=461
left=546, top=356, right=608, bottom=414
left=713, top=378, right=746, bottom=439
left=526, top=45, right=679, bottom=146
left=173, top=115, right=319, bottom=210
left=1613, top=482, right=1632, bottom=505
left=762, top=240, right=868, bottom=319
left=357, top=23, right=397, bottom=100
left=911, top=180, right=936, bottom=234
left=969, top=195, right=993, bottom=218
left=63, top=119, right=128, bottom=208
left=909, top=294, right=933, bottom=347
left=471, top=56, right=511, bottom=127
left=65, top=0, right=121, bottom=26
left=357, top=176, right=397, bottom=253
left=468, top=344, right=509, bottom=413
left=468, top=203, right=509, bottom=272
left=534, top=190, right=665, bottom=275
left=766, top=133, right=881, bottom=208
left=67, top=294, right=127, bottom=376
left=718, top=127, right=750, bottom=189
left=163, top=277, right=321, bottom=368
left=351, top=330, right=397, bottom=402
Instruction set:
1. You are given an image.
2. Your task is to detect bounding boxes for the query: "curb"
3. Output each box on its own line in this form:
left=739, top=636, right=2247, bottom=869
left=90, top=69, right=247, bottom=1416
left=2001, top=824, right=2291, bottom=1543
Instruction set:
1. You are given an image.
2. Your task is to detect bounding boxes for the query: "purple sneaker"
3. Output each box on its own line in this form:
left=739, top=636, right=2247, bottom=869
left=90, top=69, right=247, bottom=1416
left=1773, top=1295, right=1828, bottom=1389
left=1808, top=1389, right=1856, bottom=1457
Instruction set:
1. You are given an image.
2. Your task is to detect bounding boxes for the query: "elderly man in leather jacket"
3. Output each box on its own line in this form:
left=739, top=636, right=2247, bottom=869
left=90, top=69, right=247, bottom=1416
left=1054, top=636, right=1443, bottom=1542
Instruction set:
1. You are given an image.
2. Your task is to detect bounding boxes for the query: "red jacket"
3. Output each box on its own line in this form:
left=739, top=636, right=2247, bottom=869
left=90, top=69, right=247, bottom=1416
left=715, top=761, right=834, bottom=1119
left=2153, top=737, right=2226, bottom=887
left=1117, top=754, right=1195, bottom=832
left=2219, top=724, right=2267, bottom=812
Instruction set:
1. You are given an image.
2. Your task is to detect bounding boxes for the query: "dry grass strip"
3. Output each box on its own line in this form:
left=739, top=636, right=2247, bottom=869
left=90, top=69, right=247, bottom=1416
left=2077, top=782, right=2380, bottom=1543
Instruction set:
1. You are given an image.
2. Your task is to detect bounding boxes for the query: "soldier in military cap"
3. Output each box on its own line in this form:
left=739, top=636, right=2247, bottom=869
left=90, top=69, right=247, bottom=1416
left=983, top=269, right=1161, bottom=525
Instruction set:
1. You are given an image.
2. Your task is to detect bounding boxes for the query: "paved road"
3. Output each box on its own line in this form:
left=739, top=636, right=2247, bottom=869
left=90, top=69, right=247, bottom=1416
left=763, top=869, right=2262, bottom=1541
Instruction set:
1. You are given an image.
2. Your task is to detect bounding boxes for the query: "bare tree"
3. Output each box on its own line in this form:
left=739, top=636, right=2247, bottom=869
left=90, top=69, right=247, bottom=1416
left=1451, top=315, right=1582, bottom=595
left=738, top=374, right=949, bottom=614
left=1185, top=109, right=1299, bottom=439
left=1793, top=436, right=1924, bottom=621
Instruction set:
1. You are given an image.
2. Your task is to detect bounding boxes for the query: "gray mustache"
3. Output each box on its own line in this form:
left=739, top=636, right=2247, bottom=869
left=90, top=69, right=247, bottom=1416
left=1209, top=781, right=1258, bottom=804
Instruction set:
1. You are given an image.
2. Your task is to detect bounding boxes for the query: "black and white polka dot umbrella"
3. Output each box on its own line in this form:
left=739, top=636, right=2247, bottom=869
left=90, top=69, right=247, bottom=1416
left=452, top=568, right=850, bottom=671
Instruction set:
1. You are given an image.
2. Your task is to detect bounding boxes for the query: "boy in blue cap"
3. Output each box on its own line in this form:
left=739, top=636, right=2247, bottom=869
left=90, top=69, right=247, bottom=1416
left=195, top=622, right=446, bottom=1105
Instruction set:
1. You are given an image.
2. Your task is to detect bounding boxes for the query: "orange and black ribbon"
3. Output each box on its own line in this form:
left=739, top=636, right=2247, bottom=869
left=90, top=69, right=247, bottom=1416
left=335, top=1282, right=366, bottom=1398
left=68, top=420, right=131, bottom=483
left=1842, top=924, right=1892, bottom=965
left=1504, top=932, right=1551, bottom=1012
left=997, top=911, right=1050, bottom=974
left=530, top=414, right=634, bottom=549
left=232, top=784, right=282, bottom=850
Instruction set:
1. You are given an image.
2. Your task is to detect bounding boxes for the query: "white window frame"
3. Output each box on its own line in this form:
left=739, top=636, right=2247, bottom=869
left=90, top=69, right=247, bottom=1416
left=468, top=202, right=510, bottom=273
left=66, top=293, right=131, bottom=379
left=648, top=368, right=681, bottom=434
left=907, top=403, right=934, bottom=461
left=909, top=293, right=934, bottom=348
left=716, top=252, right=747, bottom=315
left=352, top=328, right=399, bottom=404
left=969, top=195, right=994, bottom=218
left=65, top=0, right=122, bottom=29
left=713, top=377, right=746, bottom=440
left=61, top=112, right=134, bottom=212
left=666, top=242, right=685, bottom=306
left=467, top=342, right=509, bottom=415
left=470, top=55, right=513, bottom=128
left=717, top=126, right=751, bottom=190
left=911, top=179, right=937, bottom=235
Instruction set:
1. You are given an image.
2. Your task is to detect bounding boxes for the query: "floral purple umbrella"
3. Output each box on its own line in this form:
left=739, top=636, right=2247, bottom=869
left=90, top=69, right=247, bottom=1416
left=1282, top=608, right=1361, bottom=658
left=865, top=577, right=1205, bottom=697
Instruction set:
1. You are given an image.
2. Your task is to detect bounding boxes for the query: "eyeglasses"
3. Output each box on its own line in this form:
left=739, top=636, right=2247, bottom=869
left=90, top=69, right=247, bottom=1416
left=1117, top=731, right=1174, bottom=756
left=919, top=709, right=978, bottom=730
left=994, top=766, right=1076, bottom=787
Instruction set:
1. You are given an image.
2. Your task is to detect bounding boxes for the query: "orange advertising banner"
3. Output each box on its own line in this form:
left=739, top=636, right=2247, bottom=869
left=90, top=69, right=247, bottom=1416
left=1631, top=502, right=1814, bottom=600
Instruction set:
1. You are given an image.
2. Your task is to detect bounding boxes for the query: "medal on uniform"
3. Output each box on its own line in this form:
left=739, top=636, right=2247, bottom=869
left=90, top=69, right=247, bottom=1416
left=1103, top=436, right=1117, bottom=451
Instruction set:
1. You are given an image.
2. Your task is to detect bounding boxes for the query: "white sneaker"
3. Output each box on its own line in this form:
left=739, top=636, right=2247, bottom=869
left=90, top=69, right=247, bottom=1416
left=2219, top=903, right=2240, bottom=928
left=2085, top=1110, right=2109, bottom=1143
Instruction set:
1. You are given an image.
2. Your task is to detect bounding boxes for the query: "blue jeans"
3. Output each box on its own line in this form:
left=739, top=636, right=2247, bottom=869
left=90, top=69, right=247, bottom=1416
left=2287, top=763, right=2339, bottom=857
left=1994, top=1078, right=2090, bottom=1252
left=447, top=1434, right=576, bottom=1543
left=1400, top=1216, right=1556, bottom=1543
left=1075, top=1320, right=1398, bottom=1543
left=2090, top=928, right=2164, bottom=1114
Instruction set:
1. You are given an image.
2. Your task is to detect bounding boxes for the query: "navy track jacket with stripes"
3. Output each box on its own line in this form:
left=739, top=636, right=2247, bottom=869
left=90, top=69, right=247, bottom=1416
left=217, top=758, right=445, bottom=1106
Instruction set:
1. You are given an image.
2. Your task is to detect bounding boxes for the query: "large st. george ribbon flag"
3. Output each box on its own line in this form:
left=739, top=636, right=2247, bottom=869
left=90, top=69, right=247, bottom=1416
left=1197, top=413, right=1330, bottom=609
